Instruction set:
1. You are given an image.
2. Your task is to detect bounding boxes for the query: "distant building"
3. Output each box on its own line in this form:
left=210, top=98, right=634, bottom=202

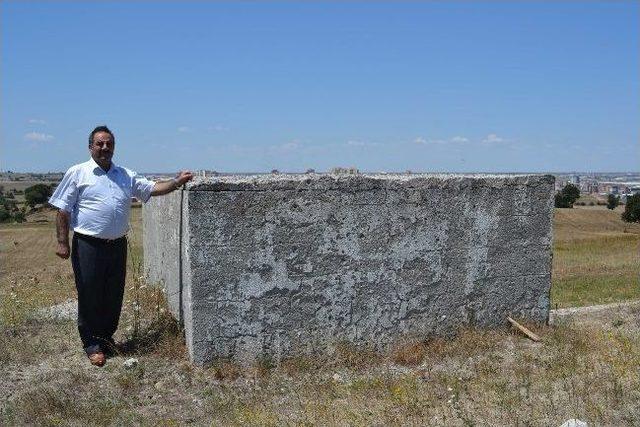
left=597, top=181, right=640, bottom=196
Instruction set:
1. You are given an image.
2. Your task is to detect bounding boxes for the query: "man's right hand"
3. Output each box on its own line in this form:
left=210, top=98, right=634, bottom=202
left=56, top=242, right=70, bottom=259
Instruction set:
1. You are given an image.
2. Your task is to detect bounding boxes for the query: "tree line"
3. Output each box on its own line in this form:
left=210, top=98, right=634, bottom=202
left=554, top=183, right=639, bottom=223
left=0, top=183, right=54, bottom=223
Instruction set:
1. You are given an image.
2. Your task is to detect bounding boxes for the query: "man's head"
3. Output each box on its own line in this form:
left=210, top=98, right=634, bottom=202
left=88, top=125, right=115, bottom=169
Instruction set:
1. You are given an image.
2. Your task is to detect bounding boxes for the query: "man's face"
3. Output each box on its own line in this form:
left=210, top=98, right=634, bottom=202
left=89, top=131, right=115, bottom=165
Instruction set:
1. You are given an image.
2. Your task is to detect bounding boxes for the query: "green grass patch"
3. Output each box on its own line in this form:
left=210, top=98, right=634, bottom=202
left=552, top=275, right=640, bottom=309
left=552, top=232, right=639, bottom=308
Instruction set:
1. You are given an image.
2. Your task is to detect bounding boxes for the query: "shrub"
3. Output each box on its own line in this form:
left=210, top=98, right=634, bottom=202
left=554, top=192, right=572, bottom=208
left=562, top=183, right=580, bottom=203
left=1, top=194, right=17, bottom=212
left=607, top=194, right=620, bottom=210
left=24, top=183, right=53, bottom=207
left=622, top=194, right=640, bottom=223
left=554, top=184, right=581, bottom=208
left=0, top=207, right=10, bottom=222
left=13, top=210, right=26, bottom=223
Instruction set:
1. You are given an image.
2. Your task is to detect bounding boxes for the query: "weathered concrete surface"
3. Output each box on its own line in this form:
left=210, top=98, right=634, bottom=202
left=144, top=173, right=555, bottom=365
left=143, top=189, right=183, bottom=320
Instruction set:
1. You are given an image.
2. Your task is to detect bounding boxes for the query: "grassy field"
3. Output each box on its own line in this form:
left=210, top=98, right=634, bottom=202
left=0, top=207, right=143, bottom=320
left=0, top=181, right=58, bottom=204
left=1, top=205, right=639, bottom=425
left=551, top=206, right=640, bottom=308
left=0, top=180, right=58, bottom=192
left=1, top=204, right=636, bottom=313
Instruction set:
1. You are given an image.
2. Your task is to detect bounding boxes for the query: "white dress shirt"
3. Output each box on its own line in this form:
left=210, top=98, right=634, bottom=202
left=49, top=158, right=156, bottom=239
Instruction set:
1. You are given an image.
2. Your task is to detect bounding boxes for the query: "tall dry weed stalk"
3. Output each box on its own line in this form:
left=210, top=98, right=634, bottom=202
left=119, top=227, right=184, bottom=356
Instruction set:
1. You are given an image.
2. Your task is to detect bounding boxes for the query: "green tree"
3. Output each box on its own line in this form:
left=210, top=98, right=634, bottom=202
left=622, top=194, right=640, bottom=223
left=606, top=194, right=620, bottom=210
left=0, top=194, right=14, bottom=211
left=24, top=183, right=53, bottom=207
left=562, top=183, right=580, bottom=204
left=554, top=192, right=571, bottom=208
left=12, top=210, right=26, bottom=223
left=0, top=207, right=10, bottom=222
left=554, top=183, right=581, bottom=208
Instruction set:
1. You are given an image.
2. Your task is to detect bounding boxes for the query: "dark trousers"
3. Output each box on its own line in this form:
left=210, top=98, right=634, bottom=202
left=71, top=233, right=127, bottom=355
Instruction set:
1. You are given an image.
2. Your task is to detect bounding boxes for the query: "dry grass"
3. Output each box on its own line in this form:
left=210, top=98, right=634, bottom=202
left=0, top=210, right=75, bottom=327
left=553, top=206, right=640, bottom=242
left=0, top=208, right=145, bottom=318
left=1, top=205, right=640, bottom=425
left=552, top=207, right=640, bottom=308
left=2, top=308, right=639, bottom=425
left=0, top=180, right=58, bottom=193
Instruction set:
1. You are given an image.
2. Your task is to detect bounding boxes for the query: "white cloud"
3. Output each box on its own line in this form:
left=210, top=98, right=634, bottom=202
left=177, top=126, right=193, bottom=133
left=28, top=118, right=46, bottom=125
left=482, top=133, right=506, bottom=145
left=417, top=137, right=446, bottom=145
left=24, top=132, right=54, bottom=142
left=207, top=125, right=228, bottom=132
left=450, top=136, right=469, bottom=143
left=346, top=139, right=382, bottom=147
left=415, top=136, right=468, bottom=145
left=346, top=140, right=366, bottom=146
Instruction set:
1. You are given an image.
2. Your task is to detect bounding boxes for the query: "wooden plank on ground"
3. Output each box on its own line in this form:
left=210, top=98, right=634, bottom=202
left=507, top=316, right=541, bottom=342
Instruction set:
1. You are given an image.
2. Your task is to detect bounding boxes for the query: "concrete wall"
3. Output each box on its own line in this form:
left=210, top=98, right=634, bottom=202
left=143, top=190, right=183, bottom=320
left=144, top=173, right=554, bottom=365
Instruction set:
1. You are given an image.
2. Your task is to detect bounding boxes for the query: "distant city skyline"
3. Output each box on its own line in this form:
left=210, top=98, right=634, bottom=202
left=2, top=2, right=638, bottom=173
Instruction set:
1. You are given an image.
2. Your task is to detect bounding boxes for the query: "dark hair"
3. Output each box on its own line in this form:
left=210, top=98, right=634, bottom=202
left=88, top=125, right=115, bottom=146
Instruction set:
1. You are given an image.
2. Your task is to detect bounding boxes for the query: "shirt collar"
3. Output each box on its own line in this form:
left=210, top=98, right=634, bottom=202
left=88, top=157, right=118, bottom=174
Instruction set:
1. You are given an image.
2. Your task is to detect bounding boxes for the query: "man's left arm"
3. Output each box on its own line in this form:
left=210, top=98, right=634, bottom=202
left=150, top=170, right=194, bottom=196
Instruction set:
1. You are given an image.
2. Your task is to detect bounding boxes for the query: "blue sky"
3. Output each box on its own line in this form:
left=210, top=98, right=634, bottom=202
left=1, top=1, right=638, bottom=173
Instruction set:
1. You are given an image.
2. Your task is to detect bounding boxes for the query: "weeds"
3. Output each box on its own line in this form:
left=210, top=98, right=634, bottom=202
left=390, top=339, right=427, bottom=366
left=3, top=204, right=640, bottom=425
left=3, top=312, right=640, bottom=425
left=333, top=340, right=381, bottom=368
left=0, top=279, right=31, bottom=328
left=5, top=368, right=125, bottom=426
left=118, top=231, right=186, bottom=358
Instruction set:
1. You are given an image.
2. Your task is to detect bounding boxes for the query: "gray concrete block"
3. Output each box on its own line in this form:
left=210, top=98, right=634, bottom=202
left=143, top=173, right=555, bottom=365
left=143, top=190, right=184, bottom=320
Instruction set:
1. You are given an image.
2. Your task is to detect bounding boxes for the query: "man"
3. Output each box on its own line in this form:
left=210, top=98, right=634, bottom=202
left=49, top=125, right=193, bottom=367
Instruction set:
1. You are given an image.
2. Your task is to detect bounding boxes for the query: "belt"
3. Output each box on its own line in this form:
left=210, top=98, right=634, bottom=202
left=74, top=232, right=126, bottom=244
